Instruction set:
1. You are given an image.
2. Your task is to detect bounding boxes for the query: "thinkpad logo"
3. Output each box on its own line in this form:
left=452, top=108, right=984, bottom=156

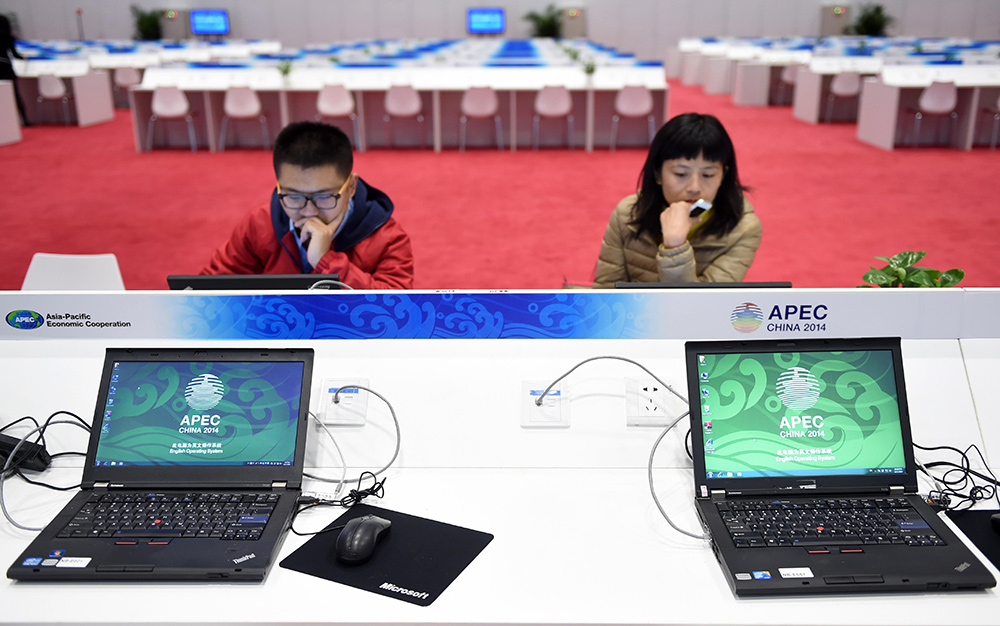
left=955, top=562, right=971, bottom=572
left=232, top=553, right=256, bottom=564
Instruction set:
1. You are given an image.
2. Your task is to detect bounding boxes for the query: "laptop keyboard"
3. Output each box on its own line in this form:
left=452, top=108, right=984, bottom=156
left=716, top=497, right=947, bottom=548
left=57, top=492, right=280, bottom=541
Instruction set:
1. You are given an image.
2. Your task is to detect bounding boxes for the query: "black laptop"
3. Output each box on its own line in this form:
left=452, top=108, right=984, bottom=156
left=167, top=274, right=341, bottom=290
left=685, top=337, right=995, bottom=596
left=7, top=347, right=313, bottom=582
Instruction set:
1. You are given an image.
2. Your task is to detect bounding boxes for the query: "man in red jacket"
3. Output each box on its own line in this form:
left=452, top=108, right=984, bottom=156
left=201, top=121, right=414, bottom=289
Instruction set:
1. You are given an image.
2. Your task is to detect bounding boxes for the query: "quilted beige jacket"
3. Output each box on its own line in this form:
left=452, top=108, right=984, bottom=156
left=593, top=194, right=761, bottom=287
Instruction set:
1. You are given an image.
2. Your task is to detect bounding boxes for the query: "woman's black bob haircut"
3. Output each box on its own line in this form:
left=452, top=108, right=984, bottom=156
left=629, top=112, right=747, bottom=241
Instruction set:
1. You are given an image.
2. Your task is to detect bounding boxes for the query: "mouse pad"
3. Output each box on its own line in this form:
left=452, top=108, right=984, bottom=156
left=279, top=504, right=493, bottom=606
left=945, top=509, right=1000, bottom=571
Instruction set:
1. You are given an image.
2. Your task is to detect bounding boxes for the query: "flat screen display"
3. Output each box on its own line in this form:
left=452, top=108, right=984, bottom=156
left=190, top=9, right=230, bottom=36
left=695, top=348, right=906, bottom=479
left=467, top=8, right=506, bottom=34
left=94, top=360, right=304, bottom=467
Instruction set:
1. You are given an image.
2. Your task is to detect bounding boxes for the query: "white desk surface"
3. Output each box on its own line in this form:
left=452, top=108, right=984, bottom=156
left=0, top=337, right=999, bottom=624
left=808, top=57, right=884, bottom=75
left=879, top=65, right=1000, bottom=88
left=11, top=59, right=90, bottom=78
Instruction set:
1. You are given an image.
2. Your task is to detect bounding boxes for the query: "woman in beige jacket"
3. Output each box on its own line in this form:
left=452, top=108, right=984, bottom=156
left=594, top=113, right=761, bottom=287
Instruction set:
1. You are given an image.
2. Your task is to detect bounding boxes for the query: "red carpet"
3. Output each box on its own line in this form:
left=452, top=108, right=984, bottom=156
left=1, top=83, right=998, bottom=290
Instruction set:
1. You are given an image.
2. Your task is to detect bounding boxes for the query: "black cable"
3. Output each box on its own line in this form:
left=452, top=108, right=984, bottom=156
left=684, top=427, right=692, bottom=460
left=12, top=471, right=81, bottom=491
left=288, top=472, right=386, bottom=537
left=913, top=442, right=999, bottom=511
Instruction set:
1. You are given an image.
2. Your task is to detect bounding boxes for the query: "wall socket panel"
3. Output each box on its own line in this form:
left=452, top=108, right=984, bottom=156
left=521, top=380, right=570, bottom=428
left=625, top=378, right=671, bottom=427
left=319, top=378, right=370, bottom=426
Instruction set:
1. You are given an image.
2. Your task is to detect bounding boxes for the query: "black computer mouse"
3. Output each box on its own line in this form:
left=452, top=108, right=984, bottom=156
left=334, top=514, right=392, bottom=564
left=991, top=513, right=1000, bottom=535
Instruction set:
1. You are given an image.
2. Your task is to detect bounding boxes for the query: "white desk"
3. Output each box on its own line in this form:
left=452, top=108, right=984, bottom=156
left=857, top=66, right=1000, bottom=150
left=0, top=330, right=998, bottom=624
left=133, top=65, right=668, bottom=153
left=0, top=81, right=22, bottom=146
left=792, top=58, right=884, bottom=124
left=731, top=51, right=815, bottom=107
left=11, top=61, right=114, bottom=128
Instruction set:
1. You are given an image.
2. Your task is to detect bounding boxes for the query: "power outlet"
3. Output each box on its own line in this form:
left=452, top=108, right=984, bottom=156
left=625, top=378, right=670, bottom=427
left=319, top=378, right=370, bottom=426
left=520, top=380, right=570, bottom=428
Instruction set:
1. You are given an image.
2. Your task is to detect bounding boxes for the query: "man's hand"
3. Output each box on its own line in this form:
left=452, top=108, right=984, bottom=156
left=295, top=216, right=339, bottom=269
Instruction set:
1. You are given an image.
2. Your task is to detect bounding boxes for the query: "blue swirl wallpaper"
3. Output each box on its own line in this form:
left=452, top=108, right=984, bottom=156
left=166, top=293, right=659, bottom=340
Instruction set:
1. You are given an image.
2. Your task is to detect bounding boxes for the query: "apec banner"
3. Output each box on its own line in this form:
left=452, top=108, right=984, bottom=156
left=0, top=289, right=979, bottom=341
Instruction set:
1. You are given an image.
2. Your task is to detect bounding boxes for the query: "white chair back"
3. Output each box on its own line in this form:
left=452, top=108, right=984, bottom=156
left=223, top=87, right=262, bottom=118
left=37, top=74, right=66, bottom=99
left=918, top=81, right=958, bottom=115
left=613, top=85, right=653, bottom=118
left=461, top=87, right=499, bottom=118
left=21, top=253, right=125, bottom=291
left=780, top=64, right=800, bottom=85
left=317, top=85, right=355, bottom=117
left=534, top=86, right=572, bottom=118
left=830, top=72, right=862, bottom=97
left=151, top=86, right=191, bottom=118
left=113, top=67, right=142, bottom=89
left=384, top=85, right=422, bottom=118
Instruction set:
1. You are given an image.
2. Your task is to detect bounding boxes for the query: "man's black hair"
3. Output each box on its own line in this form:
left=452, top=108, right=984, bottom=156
left=272, top=121, right=353, bottom=177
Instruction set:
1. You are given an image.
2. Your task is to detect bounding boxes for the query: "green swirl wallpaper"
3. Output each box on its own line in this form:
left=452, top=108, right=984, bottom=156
left=696, top=349, right=905, bottom=478
left=94, top=361, right=304, bottom=467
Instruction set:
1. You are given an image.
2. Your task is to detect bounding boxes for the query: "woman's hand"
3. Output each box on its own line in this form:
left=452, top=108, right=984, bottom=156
left=659, top=201, right=701, bottom=249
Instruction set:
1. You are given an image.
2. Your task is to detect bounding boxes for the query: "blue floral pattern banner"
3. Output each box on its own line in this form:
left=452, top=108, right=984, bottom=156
left=166, top=293, right=654, bottom=340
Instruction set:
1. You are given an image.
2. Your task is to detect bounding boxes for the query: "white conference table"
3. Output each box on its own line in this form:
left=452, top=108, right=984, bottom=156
left=857, top=65, right=1000, bottom=150
left=11, top=60, right=115, bottom=127
left=0, top=81, right=22, bottom=145
left=791, top=57, right=884, bottom=124
left=131, top=65, right=668, bottom=153
left=1, top=325, right=999, bottom=625
left=731, top=51, right=814, bottom=107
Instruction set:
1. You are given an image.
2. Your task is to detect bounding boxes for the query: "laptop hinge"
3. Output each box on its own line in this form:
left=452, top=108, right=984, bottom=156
left=890, top=485, right=905, bottom=495
left=710, top=489, right=727, bottom=500
left=94, top=482, right=110, bottom=490
left=271, top=481, right=287, bottom=490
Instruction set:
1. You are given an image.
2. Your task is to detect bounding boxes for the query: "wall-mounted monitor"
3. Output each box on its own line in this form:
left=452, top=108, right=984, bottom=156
left=467, top=8, right=506, bottom=34
left=190, top=9, right=230, bottom=36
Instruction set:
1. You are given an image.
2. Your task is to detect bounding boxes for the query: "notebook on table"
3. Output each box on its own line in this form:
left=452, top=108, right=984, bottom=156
left=684, top=336, right=995, bottom=596
left=8, top=347, right=313, bottom=582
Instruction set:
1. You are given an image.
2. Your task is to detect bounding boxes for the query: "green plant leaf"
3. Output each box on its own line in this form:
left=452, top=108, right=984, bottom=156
left=938, top=269, right=965, bottom=287
left=903, top=268, right=939, bottom=288
left=887, top=250, right=925, bottom=269
left=863, top=268, right=897, bottom=286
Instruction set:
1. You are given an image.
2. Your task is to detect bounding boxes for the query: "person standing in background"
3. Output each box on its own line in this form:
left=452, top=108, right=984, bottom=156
left=0, top=15, right=30, bottom=127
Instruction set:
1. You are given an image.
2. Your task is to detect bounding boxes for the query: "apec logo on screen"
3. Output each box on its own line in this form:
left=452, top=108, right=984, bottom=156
left=730, top=303, right=830, bottom=334
left=179, top=374, right=226, bottom=435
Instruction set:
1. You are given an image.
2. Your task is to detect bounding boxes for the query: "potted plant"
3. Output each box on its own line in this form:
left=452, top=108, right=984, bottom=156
left=860, top=251, right=964, bottom=288
left=131, top=5, right=162, bottom=40
left=524, top=4, right=562, bottom=38
left=844, top=4, right=894, bottom=37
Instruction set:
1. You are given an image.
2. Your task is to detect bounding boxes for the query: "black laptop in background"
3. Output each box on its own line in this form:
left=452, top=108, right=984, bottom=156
left=684, top=337, right=995, bottom=596
left=8, top=347, right=313, bottom=582
left=167, top=274, right=341, bottom=290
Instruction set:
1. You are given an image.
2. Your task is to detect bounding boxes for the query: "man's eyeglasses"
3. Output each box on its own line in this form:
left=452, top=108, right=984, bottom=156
left=276, top=176, right=351, bottom=211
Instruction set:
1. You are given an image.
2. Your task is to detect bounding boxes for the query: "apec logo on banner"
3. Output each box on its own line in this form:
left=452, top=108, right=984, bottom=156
left=6, top=310, right=45, bottom=330
left=730, top=303, right=830, bottom=334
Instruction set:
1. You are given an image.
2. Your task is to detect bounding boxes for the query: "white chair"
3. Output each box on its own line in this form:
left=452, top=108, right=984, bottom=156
left=36, top=74, right=72, bottom=125
left=610, top=85, right=654, bottom=151
left=912, top=81, right=958, bottom=147
left=112, top=67, right=141, bottom=107
left=219, top=87, right=268, bottom=151
left=316, top=84, right=361, bottom=150
left=21, top=253, right=125, bottom=291
left=777, top=64, right=800, bottom=105
left=825, top=72, right=861, bottom=122
left=147, top=86, right=197, bottom=152
left=459, top=86, right=502, bottom=152
left=383, top=85, right=424, bottom=147
left=533, top=86, right=574, bottom=150
left=988, top=94, right=1000, bottom=151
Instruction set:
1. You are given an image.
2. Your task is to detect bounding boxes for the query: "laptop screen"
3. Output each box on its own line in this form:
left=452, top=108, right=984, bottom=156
left=94, top=360, right=304, bottom=468
left=686, top=338, right=917, bottom=497
left=83, top=348, right=313, bottom=489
